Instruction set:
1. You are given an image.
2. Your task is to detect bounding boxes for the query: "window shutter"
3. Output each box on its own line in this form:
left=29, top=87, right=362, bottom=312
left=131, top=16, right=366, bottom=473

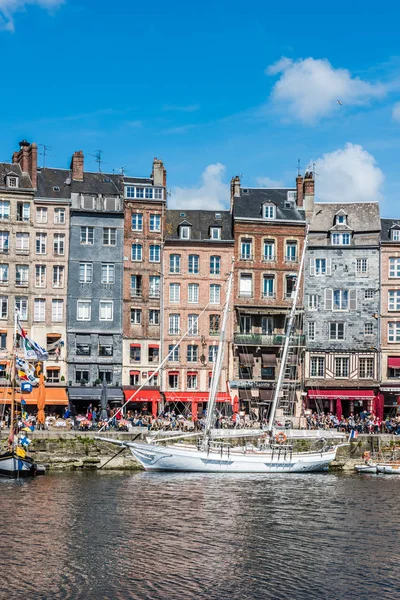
left=324, top=288, right=333, bottom=310
left=349, top=289, right=357, bottom=310
left=326, top=258, right=332, bottom=276
left=310, top=258, right=315, bottom=276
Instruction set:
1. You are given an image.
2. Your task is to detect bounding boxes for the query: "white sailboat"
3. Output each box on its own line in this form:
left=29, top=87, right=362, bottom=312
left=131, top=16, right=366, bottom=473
left=98, top=230, right=340, bottom=473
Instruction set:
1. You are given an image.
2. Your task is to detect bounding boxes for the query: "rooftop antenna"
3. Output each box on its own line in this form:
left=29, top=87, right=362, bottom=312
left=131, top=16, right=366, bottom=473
left=90, top=149, right=104, bottom=172
left=115, top=164, right=129, bottom=176
left=312, top=162, right=319, bottom=179
left=297, top=158, right=302, bottom=176
left=38, top=144, right=52, bottom=168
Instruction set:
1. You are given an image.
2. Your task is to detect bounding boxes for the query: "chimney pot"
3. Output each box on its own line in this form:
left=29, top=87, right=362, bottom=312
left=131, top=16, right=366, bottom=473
left=296, top=175, right=304, bottom=208
left=70, top=150, right=84, bottom=181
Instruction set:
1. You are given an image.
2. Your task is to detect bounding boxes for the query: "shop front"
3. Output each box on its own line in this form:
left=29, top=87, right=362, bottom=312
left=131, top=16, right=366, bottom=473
left=307, top=389, right=382, bottom=419
left=68, top=387, right=124, bottom=413
left=123, top=388, right=161, bottom=418
left=238, top=388, right=273, bottom=420
left=163, top=391, right=232, bottom=420
left=2, top=387, right=68, bottom=417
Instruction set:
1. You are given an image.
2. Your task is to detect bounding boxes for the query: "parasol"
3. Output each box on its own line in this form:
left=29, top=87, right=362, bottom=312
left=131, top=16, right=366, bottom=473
left=36, top=373, right=46, bottom=426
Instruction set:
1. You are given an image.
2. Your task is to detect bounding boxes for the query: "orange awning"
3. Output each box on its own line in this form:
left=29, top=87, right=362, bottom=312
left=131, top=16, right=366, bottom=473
left=0, top=387, right=68, bottom=405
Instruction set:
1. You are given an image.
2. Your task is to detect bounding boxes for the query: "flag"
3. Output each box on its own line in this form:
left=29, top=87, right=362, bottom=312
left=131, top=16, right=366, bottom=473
left=349, top=430, right=358, bottom=441
left=16, top=446, right=26, bottom=458
left=21, top=381, right=32, bottom=393
left=17, top=319, right=49, bottom=361
left=16, top=358, right=38, bottom=385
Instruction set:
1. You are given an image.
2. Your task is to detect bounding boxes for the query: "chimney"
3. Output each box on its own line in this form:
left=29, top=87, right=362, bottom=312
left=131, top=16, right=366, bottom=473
left=70, top=150, right=84, bottom=181
left=152, top=157, right=166, bottom=188
left=303, top=171, right=315, bottom=221
left=296, top=175, right=304, bottom=207
left=230, top=175, right=241, bottom=213
left=12, top=140, right=38, bottom=189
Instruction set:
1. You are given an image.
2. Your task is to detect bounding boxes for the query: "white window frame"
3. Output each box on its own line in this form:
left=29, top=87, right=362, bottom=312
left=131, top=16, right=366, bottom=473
left=330, top=322, right=345, bottom=341
left=0, top=295, right=8, bottom=318
left=0, top=201, right=10, bottom=221
left=0, top=263, right=8, bottom=284
left=180, top=225, right=191, bottom=239
left=16, top=232, right=29, bottom=252
left=101, top=263, right=115, bottom=284
left=307, top=321, right=316, bottom=341
left=149, top=244, right=160, bottom=263
left=188, top=314, right=199, bottom=335
left=263, top=204, right=276, bottom=219
left=263, top=240, right=275, bottom=261
left=169, top=283, right=180, bottom=303
left=77, top=300, right=91, bottom=321
left=364, top=323, right=373, bottom=336
left=99, top=300, right=113, bottom=321
left=130, top=308, right=142, bottom=324
left=389, top=258, right=400, bottom=278
left=359, top=358, right=374, bottom=379
left=35, top=232, right=47, bottom=254
left=210, top=284, right=221, bottom=304
left=16, top=265, right=29, bottom=286
left=188, top=254, right=199, bottom=274
left=388, top=322, right=400, bottom=343
left=169, top=314, right=180, bottom=335
left=53, top=233, right=65, bottom=256
left=34, top=298, right=46, bottom=322
left=331, top=232, right=351, bottom=245
left=239, top=274, right=253, bottom=298
left=210, top=227, right=221, bottom=240
left=262, top=275, right=274, bottom=298
left=308, top=294, right=318, bottom=310
left=356, top=258, right=368, bottom=275
left=35, top=265, right=46, bottom=288
left=103, top=228, right=116, bottom=246
left=210, top=255, right=221, bottom=275
left=392, top=229, right=400, bottom=241
left=131, top=213, right=143, bottom=231
left=335, top=357, right=349, bottom=378
left=149, top=214, right=161, bottom=232
left=15, top=296, right=28, bottom=320
left=131, top=244, right=143, bottom=262
left=149, top=309, right=160, bottom=325
left=169, top=254, right=181, bottom=274
left=240, top=239, right=252, bottom=260
left=188, top=283, right=199, bottom=304
left=310, top=356, right=325, bottom=378
left=36, top=207, right=48, bottom=223
left=79, top=262, right=93, bottom=283
left=54, top=208, right=65, bottom=224
left=53, top=266, right=64, bottom=288
left=149, top=275, right=160, bottom=298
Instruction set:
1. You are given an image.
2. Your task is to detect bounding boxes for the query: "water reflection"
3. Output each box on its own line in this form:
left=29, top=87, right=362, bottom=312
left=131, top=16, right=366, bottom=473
left=0, top=472, right=398, bottom=600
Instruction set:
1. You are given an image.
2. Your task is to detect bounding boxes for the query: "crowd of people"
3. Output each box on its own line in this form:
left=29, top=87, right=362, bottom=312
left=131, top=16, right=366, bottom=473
left=305, top=411, right=400, bottom=435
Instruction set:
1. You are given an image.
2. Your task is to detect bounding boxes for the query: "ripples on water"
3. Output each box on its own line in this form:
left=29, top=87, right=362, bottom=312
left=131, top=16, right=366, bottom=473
left=0, top=472, right=399, bottom=600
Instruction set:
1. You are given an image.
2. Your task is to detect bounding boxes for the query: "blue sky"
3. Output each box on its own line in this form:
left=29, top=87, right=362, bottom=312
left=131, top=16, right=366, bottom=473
left=0, top=0, right=400, bottom=215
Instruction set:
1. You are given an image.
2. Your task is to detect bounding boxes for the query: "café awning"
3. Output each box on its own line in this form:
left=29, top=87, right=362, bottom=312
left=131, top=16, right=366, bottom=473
left=388, top=357, right=400, bottom=368
left=123, top=389, right=161, bottom=403
left=262, top=354, right=277, bottom=366
left=259, top=388, right=274, bottom=401
left=239, top=389, right=253, bottom=400
left=2, top=387, right=68, bottom=405
left=239, top=353, right=254, bottom=366
left=308, top=389, right=375, bottom=400
left=163, top=392, right=230, bottom=403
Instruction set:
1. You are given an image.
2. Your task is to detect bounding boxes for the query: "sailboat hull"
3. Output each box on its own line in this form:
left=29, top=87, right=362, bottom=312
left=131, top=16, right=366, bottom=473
left=0, top=452, right=37, bottom=478
left=128, top=442, right=337, bottom=473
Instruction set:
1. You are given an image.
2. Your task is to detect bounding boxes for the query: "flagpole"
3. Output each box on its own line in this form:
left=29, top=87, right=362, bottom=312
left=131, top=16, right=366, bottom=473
left=9, top=310, right=18, bottom=448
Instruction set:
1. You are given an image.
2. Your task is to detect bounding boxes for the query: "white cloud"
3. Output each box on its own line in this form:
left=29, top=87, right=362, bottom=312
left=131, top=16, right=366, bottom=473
left=266, top=57, right=386, bottom=124
left=0, top=0, right=63, bottom=32
left=313, top=143, right=384, bottom=202
left=392, top=102, right=400, bottom=122
left=255, top=176, right=284, bottom=187
left=170, top=163, right=229, bottom=210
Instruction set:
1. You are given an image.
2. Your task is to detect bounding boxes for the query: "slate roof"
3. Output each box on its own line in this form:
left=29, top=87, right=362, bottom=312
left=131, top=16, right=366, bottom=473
left=381, top=218, right=400, bottom=242
left=124, top=176, right=153, bottom=185
left=36, top=168, right=124, bottom=199
left=0, top=162, right=33, bottom=190
left=166, top=210, right=233, bottom=241
left=233, top=188, right=305, bottom=222
left=310, top=202, right=381, bottom=232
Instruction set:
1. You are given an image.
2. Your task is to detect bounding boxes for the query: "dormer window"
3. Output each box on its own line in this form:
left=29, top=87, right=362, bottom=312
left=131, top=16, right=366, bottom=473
left=263, top=203, right=276, bottom=220
left=391, top=229, right=400, bottom=241
left=287, top=191, right=297, bottom=201
left=336, top=215, right=346, bottom=224
left=210, top=227, right=221, bottom=240
left=179, top=225, right=191, bottom=240
left=6, top=175, right=18, bottom=188
left=331, top=232, right=351, bottom=245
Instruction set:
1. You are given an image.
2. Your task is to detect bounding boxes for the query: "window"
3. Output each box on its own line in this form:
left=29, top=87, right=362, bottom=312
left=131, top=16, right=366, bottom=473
left=359, top=358, right=374, bottom=379
left=388, top=322, right=400, bottom=342
left=0, top=231, right=9, bottom=252
left=6, top=175, right=18, bottom=188
left=286, top=241, right=298, bottom=262
left=389, top=258, right=400, bottom=278
left=210, top=227, right=221, bottom=240
left=335, top=214, right=347, bottom=224
left=310, top=356, right=325, bottom=377
left=169, top=314, right=180, bottom=335
left=77, top=300, right=91, bottom=321
left=262, top=316, right=273, bottom=335
left=210, top=284, right=220, bottom=304
left=0, top=264, right=8, bottom=284
left=179, top=225, right=191, bottom=239
left=209, top=314, right=220, bottom=335
left=16, top=265, right=28, bottom=286
left=46, top=368, right=60, bottom=384
left=130, top=345, right=141, bottom=362
left=308, top=294, right=318, bottom=310
left=34, top=299, right=46, bottom=322
left=263, top=240, right=275, bottom=261
left=364, top=289, right=374, bottom=299
left=168, top=372, right=179, bottom=388
left=79, top=263, right=93, bottom=283
left=331, top=232, right=351, bottom=245
left=126, top=186, right=163, bottom=200
left=54, top=208, right=65, bottom=224
left=131, top=213, right=143, bottom=231
left=149, top=276, right=160, bottom=298
left=149, top=244, right=160, bottom=262
left=154, top=188, right=163, bottom=199
left=239, top=273, right=252, bottom=297
left=187, top=345, right=198, bottom=362
left=75, top=368, right=90, bottom=384
left=130, top=371, right=140, bottom=386
left=187, top=373, right=198, bottom=389
left=130, top=308, right=141, bottom=324
left=207, top=345, right=218, bottom=364
left=35, top=233, right=47, bottom=254
left=99, top=300, right=113, bottom=321
left=0, top=296, right=7, bottom=319
left=188, top=283, right=199, bottom=303
left=150, top=214, right=161, bottom=232
left=80, top=227, right=94, bottom=245
left=35, top=265, right=46, bottom=288
left=149, top=309, right=160, bottom=325
left=356, top=258, right=368, bottom=275
left=365, top=323, right=373, bottom=335
left=210, top=255, right=221, bottom=275
left=307, top=322, right=316, bottom=341
left=264, top=204, right=275, bottom=219
left=335, top=357, right=349, bottom=378
left=391, top=229, right=400, bottom=241
left=15, top=296, right=27, bottom=320
left=16, top=202, right=30, bottom=222
left=315, top=258, right=326, bottom=275
left=388, top=291, right=400, bottom=311
left=98, top=369, right=113, bottom=384
left=52, top=299, right=63, bottom=322
left=148, top=346, right=159, bottom=363
left=285, top=275, right=296, bottom=298
left=36, top=207, right=48, bottom=223
left=103, top=228, right=116, bottom=246
left=148, top=372, right=158, bottom=386
left=169, top=283, right=180, bottom=303
left=240, top=316, right=251, bottom=334
left=15, top=232, right=29, bottom=253
left=333, top=289, right=348, bottom=310
left=188, top=314, right=199, bottom=335
left=170, top=254, right=181, bottom=274
left=101, top=263, right=115, bottom=284
left=131, top=244, right=142, bottom=261
left=188, top=254, right=199, bottom=274
left=130, top=275, right=142, bottom=297
left=240, top=239, right=252, bottom=260
left=263, top=275, right=274, bottom=298
left=0, top=201, right=10, bottom=220
left=330, top=322, right=345, bottom=340
left=53, top=233, right=65, bottom=256
left=99, top=340, right=113, bottom=357
left=168, top=345, right=179, bottom=362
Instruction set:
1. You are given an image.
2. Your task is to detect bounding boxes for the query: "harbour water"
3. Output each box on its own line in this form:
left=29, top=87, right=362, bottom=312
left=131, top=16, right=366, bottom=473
left=1, top=472, right=398, bottom=600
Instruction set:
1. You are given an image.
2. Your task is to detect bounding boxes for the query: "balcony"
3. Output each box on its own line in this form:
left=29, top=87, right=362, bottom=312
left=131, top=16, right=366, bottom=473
left=239, top=292, right=253, bottom=298
left=262, top=255, right=275, bottom=262
left=285, top=256, right=298, bottom=264
left=130, top=289, right=142, bottom=298
left=16, top=248, right=29, bottom=255
left=0, top=247, right=9, bottom=254
left=262, top=292, right=275, bottom=299
left=15, top=280, right=29, bottom=287
left=240, top=254, right=253, bottom=261
left=234, top=333, right=305, bottom=346
left=149, top=290, right=160, bottom=299
left=169, top=330, right=180, bottom=336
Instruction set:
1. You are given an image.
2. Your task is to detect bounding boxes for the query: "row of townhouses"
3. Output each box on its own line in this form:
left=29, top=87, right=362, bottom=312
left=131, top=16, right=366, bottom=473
left=1, top=139, right=399, bottom=420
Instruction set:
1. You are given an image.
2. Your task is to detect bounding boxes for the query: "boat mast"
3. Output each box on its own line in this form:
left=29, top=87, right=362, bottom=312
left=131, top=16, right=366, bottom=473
left=202, top=267, right=234, bottom=448
left=266, top=227, right=309, bottom=434
left=9, top=310, right=18, bottom=445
